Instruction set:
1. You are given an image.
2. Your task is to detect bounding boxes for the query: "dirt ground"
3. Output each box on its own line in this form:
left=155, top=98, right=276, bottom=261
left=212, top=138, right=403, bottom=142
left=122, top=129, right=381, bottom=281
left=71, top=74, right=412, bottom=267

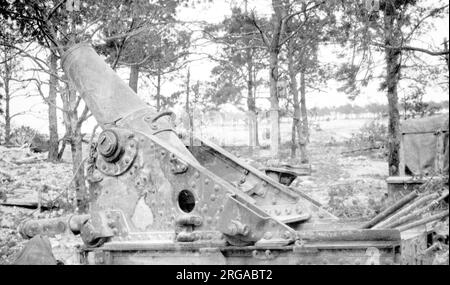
left=0, top=119, right=406, bottom=264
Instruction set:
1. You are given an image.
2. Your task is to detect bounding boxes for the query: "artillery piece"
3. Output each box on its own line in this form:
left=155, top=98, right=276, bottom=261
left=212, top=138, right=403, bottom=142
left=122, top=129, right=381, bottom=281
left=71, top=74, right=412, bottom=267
left=19, top=43, right=401, bottom=265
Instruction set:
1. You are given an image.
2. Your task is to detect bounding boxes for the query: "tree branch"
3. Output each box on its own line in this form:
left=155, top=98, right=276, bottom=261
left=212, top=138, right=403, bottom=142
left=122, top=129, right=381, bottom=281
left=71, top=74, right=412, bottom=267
left=372, top=42, right=449, bottom=56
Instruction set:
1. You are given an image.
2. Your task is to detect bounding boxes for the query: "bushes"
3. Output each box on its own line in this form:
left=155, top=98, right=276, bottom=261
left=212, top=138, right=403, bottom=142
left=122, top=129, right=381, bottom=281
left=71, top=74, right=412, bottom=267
left=326, top=183, right=385, bottom=219
left=8, top=126, right=49, bottom=152
left=345, top=120, right=388, bottom=156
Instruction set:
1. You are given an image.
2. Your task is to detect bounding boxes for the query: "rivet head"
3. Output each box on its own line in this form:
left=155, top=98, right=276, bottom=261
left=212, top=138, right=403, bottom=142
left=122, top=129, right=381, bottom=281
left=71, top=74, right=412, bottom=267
left=210, top=195, right=216, bottom=202
left=282, top=231, right=291, bottom=240
left=204, top=179, right=210, bottom=185
left=214, top=185, right=220, bottom=192
left=264, top=232, right=273, bottom=240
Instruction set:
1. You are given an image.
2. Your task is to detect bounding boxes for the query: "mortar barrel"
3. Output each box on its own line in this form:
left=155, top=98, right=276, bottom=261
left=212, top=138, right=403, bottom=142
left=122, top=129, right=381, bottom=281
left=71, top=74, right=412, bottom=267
left=61, top=43, right=154, bottom=126
left=61, top=43, right=198, bottom=162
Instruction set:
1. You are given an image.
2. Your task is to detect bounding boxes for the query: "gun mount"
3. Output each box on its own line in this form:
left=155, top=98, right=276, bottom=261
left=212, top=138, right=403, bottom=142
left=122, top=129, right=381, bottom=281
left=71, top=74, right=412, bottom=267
left=19, top=43, right=402, bottom=265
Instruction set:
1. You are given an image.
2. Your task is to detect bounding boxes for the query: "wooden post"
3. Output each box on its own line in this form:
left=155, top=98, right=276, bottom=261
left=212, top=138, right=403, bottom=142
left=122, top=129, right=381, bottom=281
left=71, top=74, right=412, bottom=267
left=399, top=133, right=405, bottom=176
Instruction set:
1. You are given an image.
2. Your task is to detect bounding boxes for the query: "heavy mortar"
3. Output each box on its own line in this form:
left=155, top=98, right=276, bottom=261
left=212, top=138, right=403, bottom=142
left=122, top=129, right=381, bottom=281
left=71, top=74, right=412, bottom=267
left=19, top=43, right=401, bottom=265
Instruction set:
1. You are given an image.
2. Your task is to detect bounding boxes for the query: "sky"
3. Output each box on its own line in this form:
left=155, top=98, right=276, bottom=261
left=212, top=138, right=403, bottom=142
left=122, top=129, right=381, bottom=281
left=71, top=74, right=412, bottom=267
left=4, top=0, right=450, bottom=135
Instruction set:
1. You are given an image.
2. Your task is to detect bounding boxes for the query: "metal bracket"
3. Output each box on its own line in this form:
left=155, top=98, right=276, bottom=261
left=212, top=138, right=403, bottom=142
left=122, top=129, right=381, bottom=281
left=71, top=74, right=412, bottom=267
left=169, top=153, right=189, bottom=174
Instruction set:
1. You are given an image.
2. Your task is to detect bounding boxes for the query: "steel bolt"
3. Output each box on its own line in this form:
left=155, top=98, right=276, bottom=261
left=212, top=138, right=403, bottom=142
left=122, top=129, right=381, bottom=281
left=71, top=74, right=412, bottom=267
left=98, top=130, right=119, bottom=159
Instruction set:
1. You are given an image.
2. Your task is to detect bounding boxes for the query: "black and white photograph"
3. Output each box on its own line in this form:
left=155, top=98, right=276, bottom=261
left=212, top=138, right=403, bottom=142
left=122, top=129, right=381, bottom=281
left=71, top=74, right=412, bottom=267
left=0, top=0, right=448, bottom=268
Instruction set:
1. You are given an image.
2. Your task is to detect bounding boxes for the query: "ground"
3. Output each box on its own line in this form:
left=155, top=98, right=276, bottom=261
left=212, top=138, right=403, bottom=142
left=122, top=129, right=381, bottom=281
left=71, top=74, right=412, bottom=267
left=0, top=118, right=424, bottom=264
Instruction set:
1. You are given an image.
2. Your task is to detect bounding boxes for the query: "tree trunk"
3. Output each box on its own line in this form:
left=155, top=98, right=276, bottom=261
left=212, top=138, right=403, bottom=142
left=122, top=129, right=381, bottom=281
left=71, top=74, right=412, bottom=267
left=185, top=69, right=194, bottom=148
left=288, top=41, right=300, bottom=159
left=246, top=48, right=257, bottom=151
left=71, top=122, right=87, bottom=212
left=384, top=6, right=402, bottom=176
left=299, top=70, right=309, bottom=163
left=3, top=57, right=11, bottom=145
left=253, top=70, right=260, bottom=147
left=269, top=50, right=280, bottom=157
left=156, top=72, right=161, bottom=112
left=444, top=38, right=449, bottom=88
left=62, top=83, right=88, bottom=213
left=267, top=0, right=286, bottom=158
left=290, top=119, right=297, bottom=158
left=129, top=65, right=139, bottom=93
left=48, top=53, right=59, bottom=162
